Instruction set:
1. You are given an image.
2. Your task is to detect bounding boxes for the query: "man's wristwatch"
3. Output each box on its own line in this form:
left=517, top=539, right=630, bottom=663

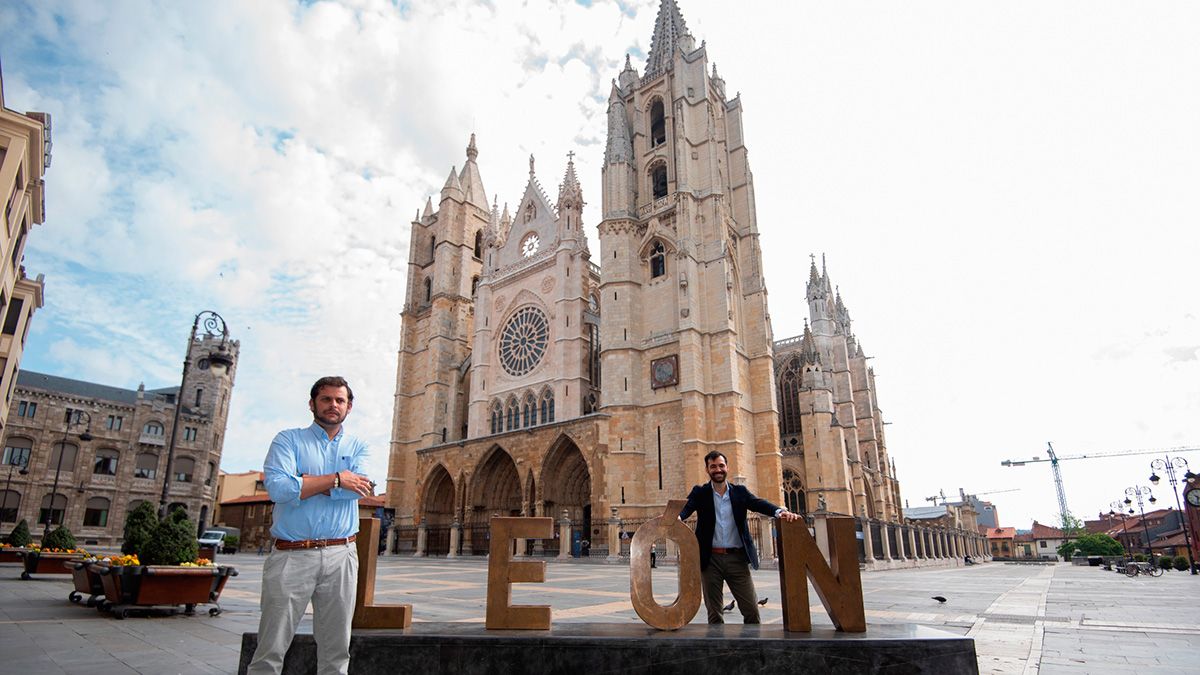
left=333, top=472, right=341, bottom=489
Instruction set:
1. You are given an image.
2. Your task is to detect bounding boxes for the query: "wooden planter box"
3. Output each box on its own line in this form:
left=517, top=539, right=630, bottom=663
left=92, top=563, right=238, bottom=619
left=0, top=547, right=29, bottom=564
left=67, top=561, right=106, bottom=606
left=20, top=551, right=84, bottom=579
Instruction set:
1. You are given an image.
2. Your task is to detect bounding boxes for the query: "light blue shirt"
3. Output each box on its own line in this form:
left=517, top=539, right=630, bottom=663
left=712, top=484, right=742, bottom=548
left=263, top=422, right=369, bottom=541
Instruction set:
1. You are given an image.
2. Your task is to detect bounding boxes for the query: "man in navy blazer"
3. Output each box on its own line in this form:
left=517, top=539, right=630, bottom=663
left=679, top=450, right=802, bottom=624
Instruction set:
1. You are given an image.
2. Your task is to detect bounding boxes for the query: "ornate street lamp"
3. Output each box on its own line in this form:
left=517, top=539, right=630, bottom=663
left=1124, top=485, right=1156, bottom=559
left=43, top=410, right=93, bottom=540
left=1149, top=455, right=1197, bottom=574
left=1108, top=500, right=1131, bottom=558
left=158, top=311, right=233, bottom=520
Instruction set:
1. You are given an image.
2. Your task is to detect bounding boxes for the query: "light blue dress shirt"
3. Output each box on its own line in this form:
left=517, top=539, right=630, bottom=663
left=712, top=484, right=742, bottom=548
left=263, top=422, right=369, bottom=541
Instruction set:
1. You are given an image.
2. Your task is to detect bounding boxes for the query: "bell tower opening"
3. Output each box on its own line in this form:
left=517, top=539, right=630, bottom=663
left=650, top=98, right=666, bottom=147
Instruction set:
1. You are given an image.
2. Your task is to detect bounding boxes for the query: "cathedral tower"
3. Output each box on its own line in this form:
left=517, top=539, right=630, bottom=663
left=388, top=135, right=488, bottom=522
left=598, top=0, right=781, bottom=507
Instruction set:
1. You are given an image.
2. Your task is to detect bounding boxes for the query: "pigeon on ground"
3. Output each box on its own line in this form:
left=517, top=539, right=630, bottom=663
left=757, top=597, right=768, bottom=606
left=722, top=600, right=736, bottom=612
left=931, top=596, right=947, bottom=604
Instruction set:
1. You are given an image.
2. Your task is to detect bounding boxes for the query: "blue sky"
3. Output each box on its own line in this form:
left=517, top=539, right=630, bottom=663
left=1, top=0, right=1198, bottom=529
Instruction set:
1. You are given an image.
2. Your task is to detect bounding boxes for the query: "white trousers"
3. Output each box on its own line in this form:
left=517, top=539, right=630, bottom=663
left=247, top=543, right=359, bottom=675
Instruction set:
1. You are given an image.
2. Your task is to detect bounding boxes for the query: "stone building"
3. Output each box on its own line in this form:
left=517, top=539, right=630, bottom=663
left=774, top=258, right=902, bottom=521
left=0, top=333, right=238, bottom=546
left=0, top=62, right=50, bottom=432
left=387, top=0, right=780, bottom=557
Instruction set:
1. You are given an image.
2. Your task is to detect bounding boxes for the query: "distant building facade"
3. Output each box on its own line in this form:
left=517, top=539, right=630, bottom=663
left=0, top=334, right=238, bottom=546
left=0, top=62, right=50, bottom=432
left=212, top=469, right=264, bottom=526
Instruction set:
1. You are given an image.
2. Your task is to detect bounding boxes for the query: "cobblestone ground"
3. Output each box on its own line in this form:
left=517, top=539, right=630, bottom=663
left=1, top=555, right=1197, bottom=674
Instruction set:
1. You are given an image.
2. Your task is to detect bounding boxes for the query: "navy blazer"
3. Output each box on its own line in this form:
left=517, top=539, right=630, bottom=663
left=678, top=482, right=782, bottom=570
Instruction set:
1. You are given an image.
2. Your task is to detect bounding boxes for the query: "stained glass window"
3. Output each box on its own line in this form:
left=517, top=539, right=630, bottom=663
left=499, top=306, right=549, bottom=376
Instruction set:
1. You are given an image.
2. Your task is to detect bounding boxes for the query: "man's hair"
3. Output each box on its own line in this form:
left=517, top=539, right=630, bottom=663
left=310, top=376, right=354, bottom=402
left=703, top=451, right=727, bottom=466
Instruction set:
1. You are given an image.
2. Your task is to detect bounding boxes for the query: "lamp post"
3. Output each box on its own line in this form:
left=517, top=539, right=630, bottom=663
left=158, top=310, right=233, bottom=520
left=1149, top=456, right=1197, bottom=575
left=1123, top=485, right=1156, bottom=559
left=43, top=410, right=93, bottom=540
left=3, top=453, right=30, bottom=522
left=1108, top=500, right=1131, bottom=558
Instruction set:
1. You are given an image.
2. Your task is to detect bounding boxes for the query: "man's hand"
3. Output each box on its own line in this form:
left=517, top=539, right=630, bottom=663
left=776, top=509, right=802, bottom=522
left=337, top=470, right=374, bottom=497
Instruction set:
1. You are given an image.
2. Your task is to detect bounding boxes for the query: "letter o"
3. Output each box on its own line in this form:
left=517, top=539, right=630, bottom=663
left=629, top=499, right=701, bottom=630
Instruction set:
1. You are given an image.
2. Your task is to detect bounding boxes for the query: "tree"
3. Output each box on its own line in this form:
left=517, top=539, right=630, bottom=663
left=141, top=507, right=199, bottom=566
left=42, top=525, right=77, bottom=551
left=1060, top=512, right=1085, bottom=540
left=1057, top=532, right=1123, bottom=559
left=122, top=501, right=158, bottom=555
left=1174, top=556, right=1190, bottom=572
left=6, top=519, right=32, bottom=547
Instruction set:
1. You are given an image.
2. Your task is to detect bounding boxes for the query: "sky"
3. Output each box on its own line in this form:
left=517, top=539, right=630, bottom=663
left=1, top=0, right=1197, bottom=531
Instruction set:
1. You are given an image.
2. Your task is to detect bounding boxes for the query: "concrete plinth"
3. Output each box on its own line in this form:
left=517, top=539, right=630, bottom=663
left=239, top=622, right=978, bottom=674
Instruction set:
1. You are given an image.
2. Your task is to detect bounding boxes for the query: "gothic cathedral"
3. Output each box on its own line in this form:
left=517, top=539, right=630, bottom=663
left=386, top=0, right=903, bottom=556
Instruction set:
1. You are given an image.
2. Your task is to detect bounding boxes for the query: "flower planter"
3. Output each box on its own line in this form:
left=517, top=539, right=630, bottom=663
left=93, top=563, right=238, bottom=619
left=0, top=547, right=28, bottom=564
left=19, top=551, right=85, bottom=580
left=67, top=561, right=106, bottom=606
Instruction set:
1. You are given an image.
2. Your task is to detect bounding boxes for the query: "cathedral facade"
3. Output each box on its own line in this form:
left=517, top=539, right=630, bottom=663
left=386, top=0, right=903, bottom=556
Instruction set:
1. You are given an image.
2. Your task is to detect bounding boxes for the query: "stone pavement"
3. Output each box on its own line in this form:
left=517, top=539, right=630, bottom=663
left=1, top=555, right=1197, bottom=674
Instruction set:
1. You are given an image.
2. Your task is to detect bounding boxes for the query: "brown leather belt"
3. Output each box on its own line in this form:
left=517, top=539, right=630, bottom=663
left=275, top=535, right=356, bottom=550
left=711, top=547, right=743, bottom=554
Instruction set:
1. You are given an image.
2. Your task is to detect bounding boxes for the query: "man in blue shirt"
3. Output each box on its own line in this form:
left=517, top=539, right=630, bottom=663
left=247, top=376, right=373, bottom=675
left=679, top=451, right=801, bottom=624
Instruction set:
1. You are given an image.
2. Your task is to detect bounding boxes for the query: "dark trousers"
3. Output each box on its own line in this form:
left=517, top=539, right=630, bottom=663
left=701, top=549, right=759, bottom=624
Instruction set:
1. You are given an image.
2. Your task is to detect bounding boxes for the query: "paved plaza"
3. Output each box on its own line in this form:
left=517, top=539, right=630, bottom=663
left=1, top=555, right=1197, bottom=674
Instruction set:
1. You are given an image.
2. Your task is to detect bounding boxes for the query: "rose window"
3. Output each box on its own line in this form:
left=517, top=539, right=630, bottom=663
left=499, top=306, right=549, bottom=376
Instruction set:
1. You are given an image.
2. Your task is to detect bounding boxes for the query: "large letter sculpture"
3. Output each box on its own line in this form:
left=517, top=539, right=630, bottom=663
left=352, top=517, right=412, bottom=628
left=629, top=500, right=702, bottom=630
left=486, top=516, right=554, bottom=629
left=775, top=516, right=866, bottom=632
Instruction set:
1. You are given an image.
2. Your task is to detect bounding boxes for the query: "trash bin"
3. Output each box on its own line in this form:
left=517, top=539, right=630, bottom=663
left=1087, top=556, right=1102, bottom=567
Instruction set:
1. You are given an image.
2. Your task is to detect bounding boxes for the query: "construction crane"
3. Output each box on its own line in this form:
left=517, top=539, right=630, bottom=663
left=925, top=487, right=1019, bottom=505
left=1001, top=443, right=1200, bottom=535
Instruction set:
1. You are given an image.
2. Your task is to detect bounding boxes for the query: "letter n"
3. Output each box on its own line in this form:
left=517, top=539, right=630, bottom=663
left=776, top=516, right=866, bottom=632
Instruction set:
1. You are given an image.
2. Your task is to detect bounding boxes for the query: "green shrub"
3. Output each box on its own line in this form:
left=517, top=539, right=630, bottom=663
left=1056, top=533, right=1124, bottom=559
left=141, top=508, right=198, bottom=566
left=121, top=502, right=158, bottom=555
left=42, top=525, right=77, bottom=551
left=224, top=534, right=240, bottom=550
left=1175, top=556, right=1190, bottom=572
left=7, top=519, right=32, bottom=547
left=1133, top=553, right=1147, bottom=562
left=1158, top=555, right=1174, bottom=570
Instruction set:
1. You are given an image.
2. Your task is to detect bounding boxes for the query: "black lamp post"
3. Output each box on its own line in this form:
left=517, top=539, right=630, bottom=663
left=158, top=310, right=233, bottom=520
left=1124, top=485, right=1156, bottom=559
left=1149, top=456, right=1197, bottom=575
left=3, top=453, right=30, bottom=522
left=1108, top=500, right=1131, bottom=558
left=43, top=410, right=93, bottom=540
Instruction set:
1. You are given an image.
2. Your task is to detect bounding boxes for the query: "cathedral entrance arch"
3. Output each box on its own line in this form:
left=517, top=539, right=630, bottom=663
left=540, top=436, right=592, bottom=555
left=467, top=446, right=522, bottom=554
left=421, top=465, right=455, bottom=556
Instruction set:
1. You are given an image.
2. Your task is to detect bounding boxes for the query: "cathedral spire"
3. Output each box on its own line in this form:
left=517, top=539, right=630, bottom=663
left=800, top=319, right=821, bottom=366
left=422, top=197, right=433, bottom=219
left=458, top=134, right=489, bottom=211
left=557, top=151, right=583, bottom=210
left=644, top=0, right=692, bottom=78
left=441, top=166, right=463, bottom=201
left=806, top=254, right=826, bottom=301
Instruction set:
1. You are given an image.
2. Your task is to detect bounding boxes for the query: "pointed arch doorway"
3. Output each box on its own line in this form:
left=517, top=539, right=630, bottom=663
left=467, top=447, right=521, bottom=554
left=422, top=465, right=455, bottom=555
left=540, top=437, right=591, bottom=556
